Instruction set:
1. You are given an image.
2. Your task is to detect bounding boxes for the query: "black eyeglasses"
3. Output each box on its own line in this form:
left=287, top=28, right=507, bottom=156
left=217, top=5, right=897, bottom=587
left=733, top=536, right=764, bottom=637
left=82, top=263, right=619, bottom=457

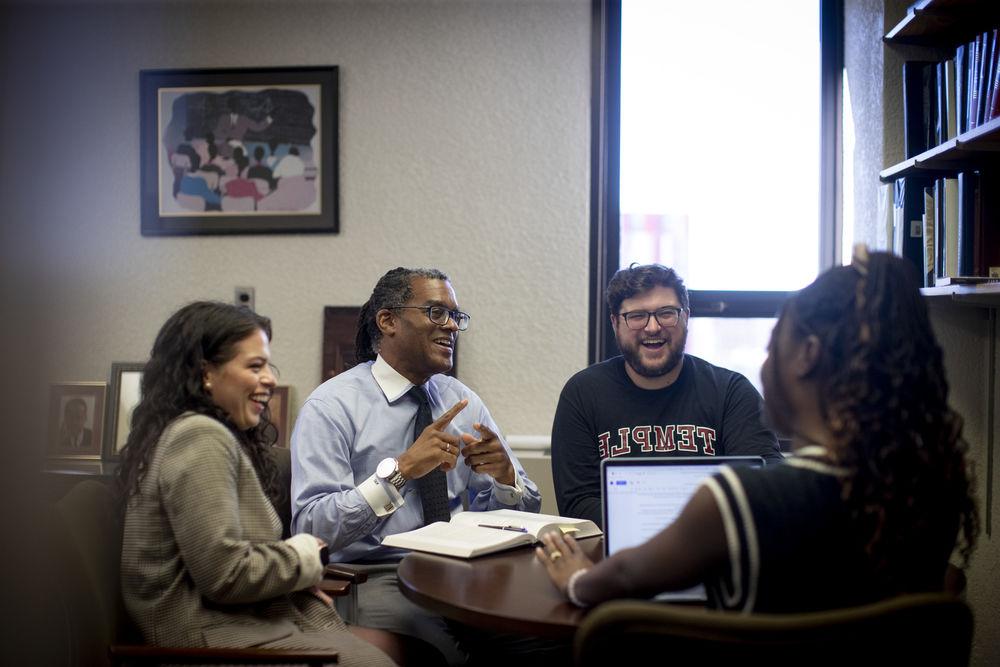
left=618, top=306, right=684, bottom=330
left=393, top=305, right=471, bottom=331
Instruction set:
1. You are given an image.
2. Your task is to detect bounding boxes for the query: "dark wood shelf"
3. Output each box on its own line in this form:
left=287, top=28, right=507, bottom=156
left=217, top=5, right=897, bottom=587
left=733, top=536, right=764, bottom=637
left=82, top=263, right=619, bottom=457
left=884, top=0, right=998, bottom=48
left=880, top=116, right=1000, bottom=182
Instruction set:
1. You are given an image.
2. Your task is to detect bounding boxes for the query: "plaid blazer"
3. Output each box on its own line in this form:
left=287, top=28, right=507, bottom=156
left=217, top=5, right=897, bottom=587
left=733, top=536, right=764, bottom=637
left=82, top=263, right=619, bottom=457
left=120, top=413, right=391, bottom=664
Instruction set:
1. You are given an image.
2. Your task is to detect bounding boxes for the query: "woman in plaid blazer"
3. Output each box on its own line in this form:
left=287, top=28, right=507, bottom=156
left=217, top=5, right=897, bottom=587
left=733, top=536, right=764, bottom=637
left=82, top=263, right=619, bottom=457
left=116, top=301, right=397, bottom=665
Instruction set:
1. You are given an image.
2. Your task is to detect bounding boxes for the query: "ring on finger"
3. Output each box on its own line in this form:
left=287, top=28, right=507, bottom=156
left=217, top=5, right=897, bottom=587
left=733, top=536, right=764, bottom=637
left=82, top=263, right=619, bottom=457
left=549, top=550, right=563, bottom=562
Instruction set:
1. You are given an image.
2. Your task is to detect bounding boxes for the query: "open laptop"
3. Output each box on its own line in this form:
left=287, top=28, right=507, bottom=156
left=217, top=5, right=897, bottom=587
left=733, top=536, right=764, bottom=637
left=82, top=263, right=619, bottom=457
left=601, top=456, right=765, bottom=602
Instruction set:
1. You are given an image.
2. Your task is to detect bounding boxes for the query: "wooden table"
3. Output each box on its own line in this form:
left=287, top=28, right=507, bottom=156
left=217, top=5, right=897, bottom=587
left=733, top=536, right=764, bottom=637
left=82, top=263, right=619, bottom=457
left=397, top=536, right=604, bottom=639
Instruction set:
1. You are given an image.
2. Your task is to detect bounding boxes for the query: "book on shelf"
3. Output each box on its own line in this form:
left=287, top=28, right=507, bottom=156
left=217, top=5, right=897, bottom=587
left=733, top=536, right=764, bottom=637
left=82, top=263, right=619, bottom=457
left=992, top=37, right=1000, bottom=121
left=893, top=176, right=930, bottom=289
left=955, top=44, right=967, bottom=134
left=943, top=58, right=958, bottom=140
left=969, top=35, right=982, bottom=130
left=985, top=29, right=999, bottom=122
left=939, top=177, right=960, bottom=280
left=902, top=60, right=937, bottom=158
left=380, top=509, right=602, bottom=559
left=934, top=179, right=945, bottom=280
left=956, top=171, right=979, bottom=276
left=974, top=30, right=993, bottom=128
left=922, top=184, right=936, bottom=288
left=936, top=61, right=946, bottom=144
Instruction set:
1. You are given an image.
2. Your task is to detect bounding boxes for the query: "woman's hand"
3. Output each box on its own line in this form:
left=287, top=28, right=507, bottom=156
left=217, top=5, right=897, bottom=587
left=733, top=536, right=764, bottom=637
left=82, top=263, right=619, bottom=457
left=308, top=585, right=334, bottom=607
left=534, top=532, right=593, bottom=596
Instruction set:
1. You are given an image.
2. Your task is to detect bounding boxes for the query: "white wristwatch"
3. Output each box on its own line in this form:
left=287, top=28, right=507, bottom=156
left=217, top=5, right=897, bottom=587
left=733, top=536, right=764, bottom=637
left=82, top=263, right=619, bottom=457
left=376, top=457, right=407, bottom=491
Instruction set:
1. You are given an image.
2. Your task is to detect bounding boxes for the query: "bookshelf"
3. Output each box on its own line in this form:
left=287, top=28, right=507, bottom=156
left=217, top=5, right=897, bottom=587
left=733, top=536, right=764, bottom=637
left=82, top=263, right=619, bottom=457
left=881, top=0, right=1000, bottom=302
left=879, top=115, right=1000, bottom=182
left=883, top=0, right=1000, bottom=47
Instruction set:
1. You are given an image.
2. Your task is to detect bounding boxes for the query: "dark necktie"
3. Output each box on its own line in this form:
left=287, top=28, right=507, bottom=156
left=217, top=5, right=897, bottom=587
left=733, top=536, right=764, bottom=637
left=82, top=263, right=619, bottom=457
left=409, top=386, right=451, bottom=524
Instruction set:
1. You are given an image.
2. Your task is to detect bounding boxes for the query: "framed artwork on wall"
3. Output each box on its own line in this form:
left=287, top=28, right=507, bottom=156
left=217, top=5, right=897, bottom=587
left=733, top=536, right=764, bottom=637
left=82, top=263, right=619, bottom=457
left=140, top=66, right=339, bottom=235
left=269, top=385, right=291, bottom=448
left=104, top=362, right=145, bottom=461
left=47, top=382, right=107, bottom=460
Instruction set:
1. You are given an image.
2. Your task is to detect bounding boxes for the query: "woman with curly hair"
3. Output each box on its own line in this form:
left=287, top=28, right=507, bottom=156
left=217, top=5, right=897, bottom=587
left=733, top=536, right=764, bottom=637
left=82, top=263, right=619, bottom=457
left=537, top=249, right=977, bottom=612
left=116, top=301, right=397, bottom=665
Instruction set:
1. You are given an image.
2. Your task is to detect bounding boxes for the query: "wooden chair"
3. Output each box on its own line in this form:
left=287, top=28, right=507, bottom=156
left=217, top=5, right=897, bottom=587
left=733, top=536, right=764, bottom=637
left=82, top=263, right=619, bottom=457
left=53, top=479, right=339, bottom=665
left=267, top=446, right=366, bottom=622
left=574, top=593, right=973, bottom=666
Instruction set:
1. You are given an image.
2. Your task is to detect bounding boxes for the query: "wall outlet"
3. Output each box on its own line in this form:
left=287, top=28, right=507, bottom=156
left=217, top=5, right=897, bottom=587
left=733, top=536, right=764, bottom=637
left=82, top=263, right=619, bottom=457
left=235, top=286, right=255, bottom=311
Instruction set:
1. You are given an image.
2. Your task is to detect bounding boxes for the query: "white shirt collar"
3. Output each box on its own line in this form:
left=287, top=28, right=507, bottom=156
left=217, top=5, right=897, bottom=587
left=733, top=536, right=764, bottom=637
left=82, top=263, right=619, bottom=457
left=372, top=354, right=418, bottom=403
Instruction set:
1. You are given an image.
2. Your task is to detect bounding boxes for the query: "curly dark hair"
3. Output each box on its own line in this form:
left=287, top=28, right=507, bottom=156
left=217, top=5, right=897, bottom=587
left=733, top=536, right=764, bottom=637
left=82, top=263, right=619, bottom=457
left=784, top=251, right=977, bottom=589
left=355, top=267, right=449, bottom=363
left=606, top=263, right=689, bottom=316
left=115, top=301, right=280, bottom=508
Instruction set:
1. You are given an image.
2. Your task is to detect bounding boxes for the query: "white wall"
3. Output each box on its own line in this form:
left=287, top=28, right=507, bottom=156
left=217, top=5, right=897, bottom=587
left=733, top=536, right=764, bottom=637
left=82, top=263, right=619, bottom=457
left=0, top=0, right=592, bottom=448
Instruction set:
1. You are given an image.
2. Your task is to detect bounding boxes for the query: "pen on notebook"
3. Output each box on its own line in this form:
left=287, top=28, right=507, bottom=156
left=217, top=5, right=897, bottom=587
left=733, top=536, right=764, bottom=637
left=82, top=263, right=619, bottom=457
left=478, top=524, right=528, bottom=533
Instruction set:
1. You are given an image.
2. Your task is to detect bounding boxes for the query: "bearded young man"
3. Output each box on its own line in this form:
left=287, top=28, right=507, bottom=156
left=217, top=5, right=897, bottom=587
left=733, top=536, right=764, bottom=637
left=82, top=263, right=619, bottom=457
left=551, top=264, right=783, bottom=527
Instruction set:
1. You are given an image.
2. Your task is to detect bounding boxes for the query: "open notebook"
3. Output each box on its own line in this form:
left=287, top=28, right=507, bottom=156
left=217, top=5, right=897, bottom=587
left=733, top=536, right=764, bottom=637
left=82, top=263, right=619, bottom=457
left=602, top=456, right=765, bottom=601
left=381, top=509, right=602, bottom=558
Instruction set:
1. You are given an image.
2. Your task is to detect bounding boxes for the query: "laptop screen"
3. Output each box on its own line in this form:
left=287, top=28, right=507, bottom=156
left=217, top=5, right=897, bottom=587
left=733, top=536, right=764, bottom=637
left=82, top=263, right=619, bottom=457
left=601, top=456, right=765, bottom=600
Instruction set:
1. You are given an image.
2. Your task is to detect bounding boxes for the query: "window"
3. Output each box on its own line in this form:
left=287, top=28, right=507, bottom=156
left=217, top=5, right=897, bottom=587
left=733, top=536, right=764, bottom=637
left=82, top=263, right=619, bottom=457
left=591, top=0, right=844, bottom=390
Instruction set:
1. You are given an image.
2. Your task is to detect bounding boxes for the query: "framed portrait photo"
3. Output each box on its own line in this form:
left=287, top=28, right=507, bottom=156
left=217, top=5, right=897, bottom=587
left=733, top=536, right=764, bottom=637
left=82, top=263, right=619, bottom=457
left=104, top=362, right=145, bottom=461
left=47, top=383, right=107, bottom=460
left=140, top=66, right=339, bottom=236
left=269, top=385, right=291, bottom=448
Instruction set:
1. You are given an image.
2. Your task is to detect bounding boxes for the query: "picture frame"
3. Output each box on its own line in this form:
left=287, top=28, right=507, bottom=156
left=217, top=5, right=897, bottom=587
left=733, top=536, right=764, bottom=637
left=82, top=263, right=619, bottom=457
left=105, top=362, right=145, bottom=461
left=322, top=306, right=363, bottom=382
left=269, top=385, right=291, bottom=448
left=47, top=382, right=107, bottom=460
left=140, top=66, right=339, bottom=236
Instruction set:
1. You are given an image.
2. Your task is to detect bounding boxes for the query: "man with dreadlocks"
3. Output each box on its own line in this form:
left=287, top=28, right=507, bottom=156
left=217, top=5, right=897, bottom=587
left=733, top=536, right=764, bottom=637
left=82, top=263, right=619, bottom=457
left=291, top=267, right=542, bottom=665
left=535, top=248, right=977, bottom=615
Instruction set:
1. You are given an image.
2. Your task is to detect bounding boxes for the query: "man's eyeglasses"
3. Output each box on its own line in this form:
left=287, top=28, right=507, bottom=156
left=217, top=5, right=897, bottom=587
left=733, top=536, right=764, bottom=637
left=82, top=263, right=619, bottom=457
left=393, top=305, right=471, bottom=331
left=618, top=307, right=684, bottom=330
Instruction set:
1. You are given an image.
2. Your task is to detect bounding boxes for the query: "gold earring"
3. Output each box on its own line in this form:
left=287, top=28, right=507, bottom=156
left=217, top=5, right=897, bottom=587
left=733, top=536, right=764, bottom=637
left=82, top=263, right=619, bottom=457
left=204, top=382, right=212, bottom=390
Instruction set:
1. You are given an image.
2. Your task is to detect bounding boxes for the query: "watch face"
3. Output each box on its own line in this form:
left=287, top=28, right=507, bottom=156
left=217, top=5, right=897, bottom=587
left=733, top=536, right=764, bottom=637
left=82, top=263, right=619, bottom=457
left=376, top=457, right=396, bottom=479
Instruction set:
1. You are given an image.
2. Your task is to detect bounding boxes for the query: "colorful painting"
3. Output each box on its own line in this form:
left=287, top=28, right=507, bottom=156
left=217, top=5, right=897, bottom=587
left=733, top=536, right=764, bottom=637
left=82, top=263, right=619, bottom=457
left=140, top=67, right=338, bottom=235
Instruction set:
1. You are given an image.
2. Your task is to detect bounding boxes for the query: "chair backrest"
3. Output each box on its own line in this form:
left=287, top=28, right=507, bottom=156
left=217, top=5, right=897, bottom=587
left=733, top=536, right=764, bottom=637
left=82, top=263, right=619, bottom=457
left=53, top=480, right=139, bottom=666
left=574, top=593, right=973, bottom=666
left=268, top=445, right=294, bottom=538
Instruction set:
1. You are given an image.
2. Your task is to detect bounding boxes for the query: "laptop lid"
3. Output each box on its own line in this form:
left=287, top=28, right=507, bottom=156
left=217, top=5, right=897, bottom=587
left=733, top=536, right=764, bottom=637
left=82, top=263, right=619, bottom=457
left=601, top=456, right=765, bottom=601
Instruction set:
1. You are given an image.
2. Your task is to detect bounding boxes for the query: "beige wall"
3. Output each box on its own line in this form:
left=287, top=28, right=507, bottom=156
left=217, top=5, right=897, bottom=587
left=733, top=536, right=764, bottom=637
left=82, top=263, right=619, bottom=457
left=845, top=1, right=999, bottom=663
left=0, top=4, right=587, bottom=660
left=0, top=0, right=591, bottom=448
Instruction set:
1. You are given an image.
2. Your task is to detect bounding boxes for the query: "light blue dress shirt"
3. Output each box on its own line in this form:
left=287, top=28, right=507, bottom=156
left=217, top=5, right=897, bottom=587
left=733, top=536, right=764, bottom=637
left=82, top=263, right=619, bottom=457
left=291, top=355, right=542, bottom=562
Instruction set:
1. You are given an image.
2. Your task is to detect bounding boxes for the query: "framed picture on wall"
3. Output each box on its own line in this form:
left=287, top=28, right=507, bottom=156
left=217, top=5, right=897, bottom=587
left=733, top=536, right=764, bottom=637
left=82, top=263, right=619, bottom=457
left=47, top=382, right=107, bottom=460
left=269, top=385, right=291, bottom=448
left=140, top=66, right=339, bottom=236
left=104, top=362, right=145, bottom=461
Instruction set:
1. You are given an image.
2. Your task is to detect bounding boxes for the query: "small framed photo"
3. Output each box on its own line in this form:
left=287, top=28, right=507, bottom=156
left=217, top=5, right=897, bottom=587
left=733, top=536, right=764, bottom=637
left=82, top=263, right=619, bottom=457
left=47, top=383, right=107, bottom=460
left=269, top=385, right=291, bottom=448
left=105, top=362, right=145, bottom=461
left=140, top=66, right=339, bottom=235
